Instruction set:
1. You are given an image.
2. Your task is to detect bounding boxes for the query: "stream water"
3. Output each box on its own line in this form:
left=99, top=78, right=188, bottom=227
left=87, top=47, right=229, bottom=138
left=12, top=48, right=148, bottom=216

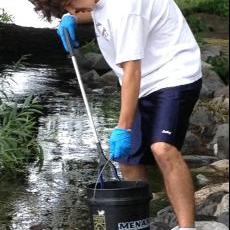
left=0, top=63, right=120, bottom=230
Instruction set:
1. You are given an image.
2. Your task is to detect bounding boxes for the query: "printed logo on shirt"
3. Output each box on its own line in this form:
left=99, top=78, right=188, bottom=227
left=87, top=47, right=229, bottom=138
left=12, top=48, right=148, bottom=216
left=95, top=22, right=111, bottom=41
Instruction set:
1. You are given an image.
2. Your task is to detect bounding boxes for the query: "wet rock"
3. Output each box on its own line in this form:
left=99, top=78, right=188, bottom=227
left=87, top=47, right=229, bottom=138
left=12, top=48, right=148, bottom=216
left=208, top=123, right=229, bottom=159
left=101, top=70, right=118, bottom=86
left=82, top=70, right=101, bottom=88
left=73, top=48, right=93, bottom=69
left=52, top=156, right=62, bottom=161
left=29, top=223, right=48, bottom=230
left=84, top=52, right=110, bottom=72
left=81, top=69, right=118, bottom=90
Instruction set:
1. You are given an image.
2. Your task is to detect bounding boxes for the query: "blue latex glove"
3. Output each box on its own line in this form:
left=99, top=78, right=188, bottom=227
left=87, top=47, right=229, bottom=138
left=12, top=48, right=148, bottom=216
left=109, top=128, right=132, bottom=160
left=57, top=14, right=79, bottom=52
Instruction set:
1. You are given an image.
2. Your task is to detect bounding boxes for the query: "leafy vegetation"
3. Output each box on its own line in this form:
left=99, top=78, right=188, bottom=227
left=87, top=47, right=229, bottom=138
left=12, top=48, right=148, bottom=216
left=176, top=0, right=229, bottom=17
left=186, top=15, right=208, bottom=34
left=0, top=57, right=43, bottom=177
left=0, top=8, right=14, bottom=23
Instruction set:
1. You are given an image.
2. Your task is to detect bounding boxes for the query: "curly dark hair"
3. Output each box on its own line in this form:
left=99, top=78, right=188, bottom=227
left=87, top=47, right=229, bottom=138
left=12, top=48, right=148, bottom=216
left=29, top=0, right=67, bottom=21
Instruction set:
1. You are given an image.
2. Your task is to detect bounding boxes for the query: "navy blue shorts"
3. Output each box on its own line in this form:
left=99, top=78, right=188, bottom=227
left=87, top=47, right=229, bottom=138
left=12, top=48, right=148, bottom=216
left=117, top=79, right=202, bottom=165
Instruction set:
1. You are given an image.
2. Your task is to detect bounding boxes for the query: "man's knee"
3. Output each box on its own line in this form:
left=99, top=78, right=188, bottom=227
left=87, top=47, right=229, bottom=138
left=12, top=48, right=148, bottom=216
left=151, top=142, right=182, bottom=170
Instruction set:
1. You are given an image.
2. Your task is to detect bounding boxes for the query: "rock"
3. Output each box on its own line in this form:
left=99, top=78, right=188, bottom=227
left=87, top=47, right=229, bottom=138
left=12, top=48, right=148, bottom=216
left=223, top=98, right=229, bottom=113
left=182, top=131, right=204, bottom=155
left=100, top=71, right=118, bottom=86
left=150, top=221, right=170, bottom=230
left=72, top=48, right=93, bottom=69
left=211, top=160, right=229, bottom=175
left=190, top=107, right=217, bottom=145
left=190, top=106, right=216, bottom=127
left=211, top=96, right=229, bottom=112
left=170, top=223, right=228, bottom=230
left=196, top=191, right=227, bottom=217
left=29, top=223, right=48, bottom=230
left=195, top=183, right=229, bottom=205
left=154, top=206, right=177, bottom=228
left=196, top=174, right=210, bottom=187
left=201, top=45, right=222, bottom=62
left=183, top=155, right=218, bottom=168
left=84, top=52, right=110, bottom=72
left=195, top=221, right=229, bottom=230
left=217, top=212, right=229, bottom=227
left=192, top=160, right=229, bottom=176
left=214, top=194, right=229, bottom=217
left=201, top=62, right=226, bottom=98
left=82, top=70, right=101, bottom=88
left=208, top=123, right=229, bottom=160
left=214, top=86, right=229, bottom=98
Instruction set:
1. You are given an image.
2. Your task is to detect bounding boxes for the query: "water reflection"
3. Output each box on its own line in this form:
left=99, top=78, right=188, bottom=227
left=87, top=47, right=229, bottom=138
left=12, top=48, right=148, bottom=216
left=0, top=65, right=120, bottom=229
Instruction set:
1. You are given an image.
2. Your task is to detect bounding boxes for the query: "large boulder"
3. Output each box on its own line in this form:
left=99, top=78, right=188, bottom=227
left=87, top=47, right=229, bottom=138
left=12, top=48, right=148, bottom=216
left=201, top=62, right=226, bottom=99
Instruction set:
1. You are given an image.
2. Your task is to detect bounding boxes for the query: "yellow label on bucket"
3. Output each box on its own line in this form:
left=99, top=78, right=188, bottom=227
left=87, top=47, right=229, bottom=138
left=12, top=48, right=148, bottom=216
left=93, top=210, right=106, bottom=230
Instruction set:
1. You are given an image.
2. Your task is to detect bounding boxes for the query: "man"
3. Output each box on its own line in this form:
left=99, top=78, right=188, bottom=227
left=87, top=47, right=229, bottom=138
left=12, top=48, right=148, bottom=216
left=31, top=0, right=202, bottom=229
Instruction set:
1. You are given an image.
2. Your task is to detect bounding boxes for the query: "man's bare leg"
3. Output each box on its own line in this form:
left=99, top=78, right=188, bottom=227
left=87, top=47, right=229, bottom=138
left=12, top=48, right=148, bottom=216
left=119, top=164, right=149, bottom=183
left=151, top=142, right=195, bottom=228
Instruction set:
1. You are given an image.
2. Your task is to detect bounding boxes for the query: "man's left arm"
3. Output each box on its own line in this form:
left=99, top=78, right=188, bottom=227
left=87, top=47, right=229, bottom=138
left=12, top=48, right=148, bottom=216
left=109, top=60, right=141, bottom=160
left=118, top=60, right=141, bottom=129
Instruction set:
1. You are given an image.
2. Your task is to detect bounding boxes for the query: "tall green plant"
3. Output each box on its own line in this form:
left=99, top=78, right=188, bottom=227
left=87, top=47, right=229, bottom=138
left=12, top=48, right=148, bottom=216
left=0, top=57, right=43, bottom=177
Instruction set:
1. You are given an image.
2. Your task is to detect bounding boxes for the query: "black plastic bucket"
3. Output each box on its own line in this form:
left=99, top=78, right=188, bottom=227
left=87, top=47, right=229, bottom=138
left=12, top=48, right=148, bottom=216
left=87, top=181, right=152, bottom=230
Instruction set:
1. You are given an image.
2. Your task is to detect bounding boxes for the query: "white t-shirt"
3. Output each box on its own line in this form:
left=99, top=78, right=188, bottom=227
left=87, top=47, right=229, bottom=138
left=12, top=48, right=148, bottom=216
left=91, top=0, right=202, bottom=98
